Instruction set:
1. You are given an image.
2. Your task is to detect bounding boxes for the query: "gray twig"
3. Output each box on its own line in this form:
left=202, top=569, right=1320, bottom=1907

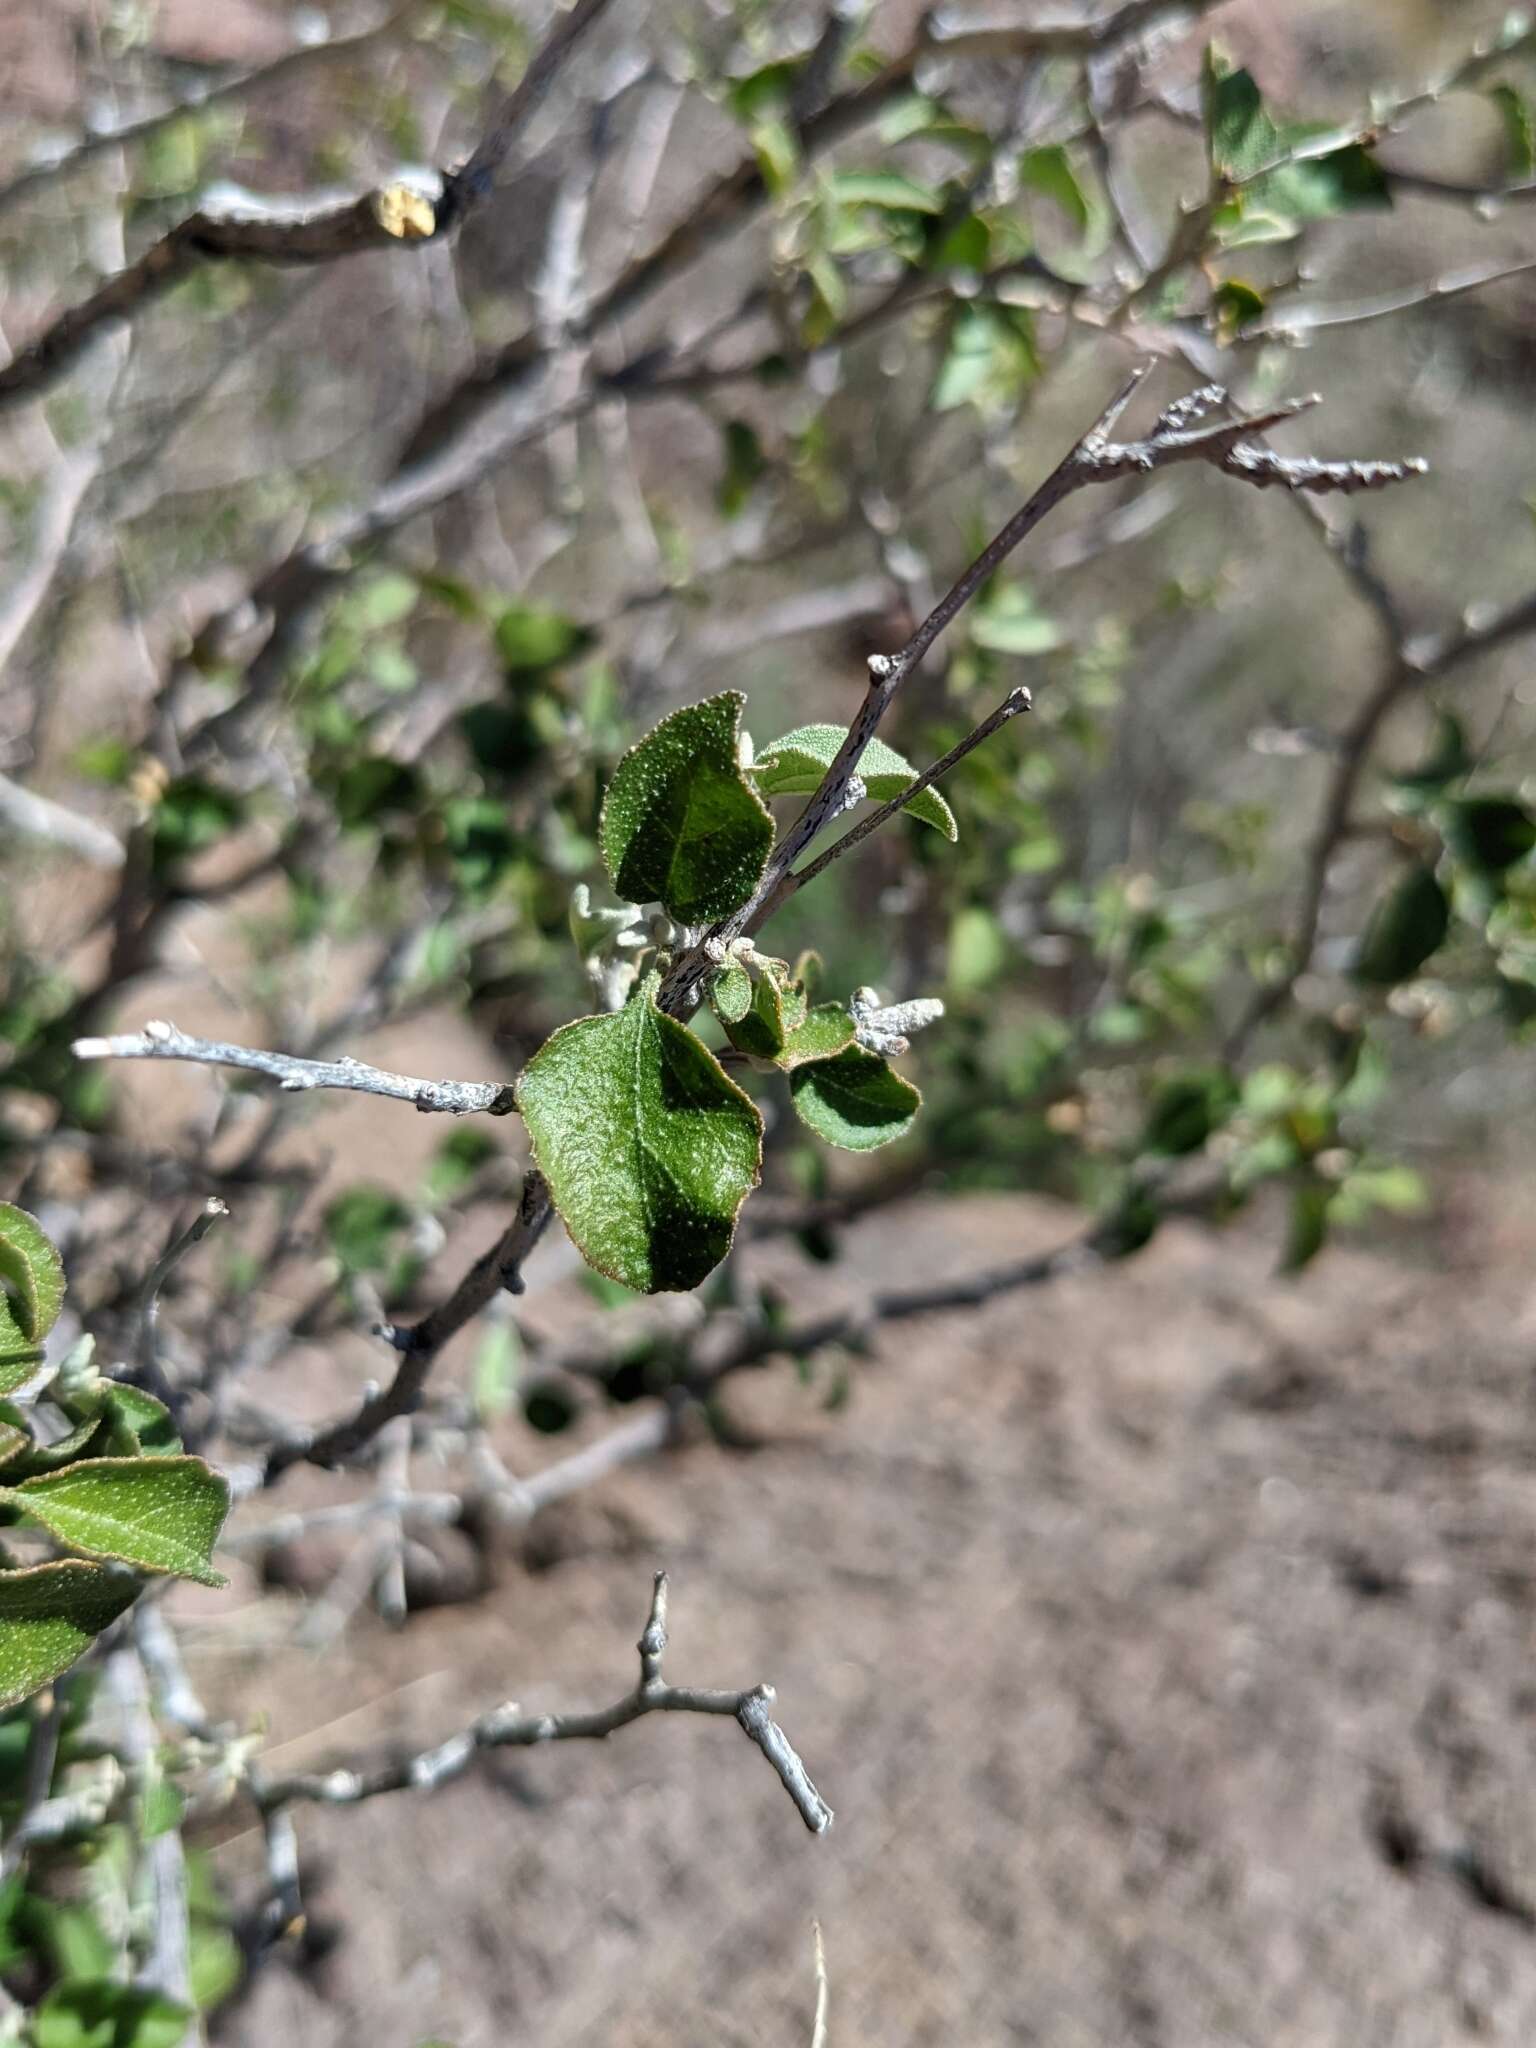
left=72, top=1019, right=517, bottom=1116
left=254, top=1571, right=832, bottom=1834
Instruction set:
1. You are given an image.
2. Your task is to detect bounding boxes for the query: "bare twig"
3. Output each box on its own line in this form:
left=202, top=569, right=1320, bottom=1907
left=72, top=1019, right=518, bottom=1116
left=810, top=1922, right=830, bottom=2048
left=658, top=368, right=1425, bottom=1015
left=254, top=1571, right=832, bottom=1834
left=0, top=771, right=125, bottom=868
left=131, top=1195, right=229, bottom=1405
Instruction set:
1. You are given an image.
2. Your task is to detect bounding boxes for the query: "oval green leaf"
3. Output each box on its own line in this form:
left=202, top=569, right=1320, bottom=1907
left=789, top=1047, right=921, bottom=1151
left=777, top=1004, right=857, bottom=1071
left=1, top=1457, right=230, bottom=1586
left=516, top=982, right=763, bottom=1294
left=752, top=724, right=956, bottom=840
left=0, top=1203, right=64, bottom=1365
left=1354, top=865, right=1449, bottom=985
left=0, top=1561, right=142, bottom=1711
left=600, top=692, right=773, bottom=925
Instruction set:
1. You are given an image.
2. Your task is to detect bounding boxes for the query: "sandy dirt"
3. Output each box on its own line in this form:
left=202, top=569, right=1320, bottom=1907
left=184, top=1182, right=1536, bottom=2048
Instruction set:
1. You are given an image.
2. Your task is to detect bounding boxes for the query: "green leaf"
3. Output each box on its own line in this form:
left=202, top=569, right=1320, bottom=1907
left=0, top=1458, right=229, bottom=1587
left=493, top=604, right=592, bottom=675
left=0, top=1562, right=141, bottom=1711
left=102, top=1384, right=181, bottom=1456
left=600, top=693, right=773, bottom=925
left=947, top=905, right=1007, bottom=993
left=931, top=302, right=1039, bottom=415
left=1442, top=795, right=1536, bottom=875
left=0, top=1202, right=64, bottom=1366
left=1354, top=865, right=1450, bottom=985
left=31, top=1980, right=192, bottom=2048
left=968, top=581, right=1062, bottom=656
left=1019, top=144, right=1090, bottom=232
left=1389, top=710, right=1470, bottom=807
left=752, top=724, right=956, bottom=839
left=1141, top=1068, right=1238, bottom=1156
left=324, top=1187, right=412, bottom=1274
left=717, top=419, right=767, bottom=518
left=516, top=979, right=763, bottom=1293
left=1282, top=1180, right=1334, bottom=1273
left=709, top=961, right=753, bottom=1025
left=789, top=1048, right=920, bottom=1151
left=1203, top=45, right=1389, bottom=245
left=1211, top=277, right=1264, bottom=339
left=825, top=170, right=945, bottom=214
left=723, top=970, right=787, bottom=1062
left=777, top=1004, right=857, bottom=1071
left=1490, top=83, right=1536, bottom=180
left=150, top=777, right=242, bottom=872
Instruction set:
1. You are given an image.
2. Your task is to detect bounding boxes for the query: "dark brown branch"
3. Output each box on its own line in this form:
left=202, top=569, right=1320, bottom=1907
left=261, top=1171, right=551, bottom=1483
left=0, top=0, right=615, bottom=411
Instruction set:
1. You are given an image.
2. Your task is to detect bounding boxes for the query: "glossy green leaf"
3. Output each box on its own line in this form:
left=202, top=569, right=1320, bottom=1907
left=0, top=1562, right=141, bottom=1711
left=752, top=724, right=956, bottom=839
left=0, top=1458, right=229, bottom=1587
left=516, top=980, right=763, bottom=1294
left=31, top=1980, right=192, bottom=2048
left=709, top=961, right=753, bottom=1024
left=789, top=1048, right=920, bottom=1151
left=1354, top=865, right=1449, bottom=985
left=0, top=1202, right=64, bottom=1366
left=600, top=693, right=774, bottom=925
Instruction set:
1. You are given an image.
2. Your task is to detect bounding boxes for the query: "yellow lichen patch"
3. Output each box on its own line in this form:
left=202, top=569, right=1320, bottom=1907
left=373, top=184, right=437, bottom=241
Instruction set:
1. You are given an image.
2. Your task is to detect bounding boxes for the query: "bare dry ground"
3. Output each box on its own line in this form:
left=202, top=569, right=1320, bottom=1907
left=180, top=1181, right=1536, bottom=2048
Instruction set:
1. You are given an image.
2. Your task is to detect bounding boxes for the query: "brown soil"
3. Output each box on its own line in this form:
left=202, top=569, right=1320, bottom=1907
left=194, top=1185, right=1536, bottom=2047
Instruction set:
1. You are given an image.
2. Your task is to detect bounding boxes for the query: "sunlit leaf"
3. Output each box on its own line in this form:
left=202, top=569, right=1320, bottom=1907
left=601, top=693, right=773, bottom=925
left=0, top=1458, right=230, bottom=1587
left=0, top=1562, right=141, bottom=1711
left=516, top=979, right=763, bottom=1293
left=752, top=724, right=956, bottom=838
left=789, top=1048, right=920, bottom=1151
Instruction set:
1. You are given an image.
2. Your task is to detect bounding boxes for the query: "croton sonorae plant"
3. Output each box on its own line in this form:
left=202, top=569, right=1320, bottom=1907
left=516, top=690, right=951, bottom=1293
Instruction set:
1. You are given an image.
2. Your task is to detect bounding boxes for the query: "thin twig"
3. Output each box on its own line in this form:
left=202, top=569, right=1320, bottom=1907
left=0, top=771, right=125, bottom=868
left=254, top=1571, right=832, bottom=1834
left=72, top=1019, right=518, bottom=1116
left=658, top=368, right=1425, bottom=1015
left=261, top=1171, right=552, bottom=1483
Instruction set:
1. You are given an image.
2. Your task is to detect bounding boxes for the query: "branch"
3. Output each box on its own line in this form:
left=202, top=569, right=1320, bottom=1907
left=0, top=2, right=421, bottom=221
left=72, top=1018, right=518, bottom=1116
left=0, top=770, right=125, bottom=869
left=261, top=1170, right=552, bottom=1482
left=253, top=1571, right=832, bottom=1834
left=0, top=0, right=615, bottom=409
left=658, top=368, right=1425, bottom=1015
